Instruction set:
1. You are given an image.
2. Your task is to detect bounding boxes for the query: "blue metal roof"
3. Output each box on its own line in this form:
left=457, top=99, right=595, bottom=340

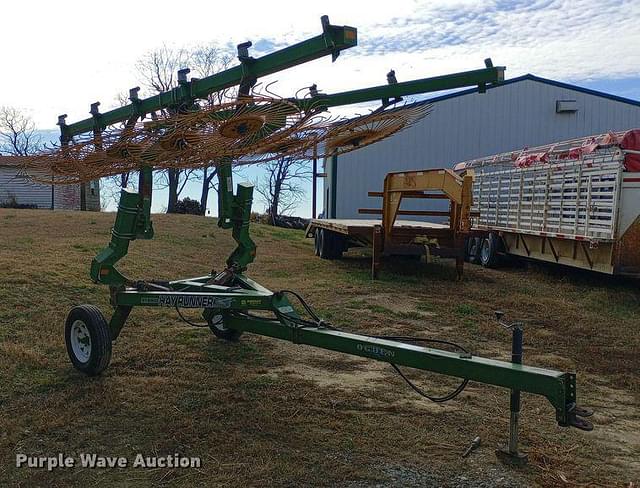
left=413, top=73, right=640, bottom=108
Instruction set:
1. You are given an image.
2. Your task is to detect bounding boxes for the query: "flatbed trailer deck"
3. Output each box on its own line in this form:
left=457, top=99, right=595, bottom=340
left=308, top=218, right=450, bottom=242
left=306, top=168, right=473, bottom=278
left=306, top=218, right=463, bottom=277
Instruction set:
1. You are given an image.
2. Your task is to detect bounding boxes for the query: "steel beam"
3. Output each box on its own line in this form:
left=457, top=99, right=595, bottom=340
left=224, top=314, right=576, bottom=426
left=300, top=66, right=504, bottom=109
left=62, top=20, right=357, bottom=137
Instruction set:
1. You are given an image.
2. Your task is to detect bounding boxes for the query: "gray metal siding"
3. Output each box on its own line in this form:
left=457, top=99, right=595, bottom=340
left=326, top=79, right=640, bottom=219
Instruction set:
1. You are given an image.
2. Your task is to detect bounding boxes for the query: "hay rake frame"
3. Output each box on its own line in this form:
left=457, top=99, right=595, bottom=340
left=59, top=16, right=592, bottom=456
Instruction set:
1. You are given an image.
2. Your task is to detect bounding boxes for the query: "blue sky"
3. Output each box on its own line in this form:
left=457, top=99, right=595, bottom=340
left=4, top=0, right=639, bottom=215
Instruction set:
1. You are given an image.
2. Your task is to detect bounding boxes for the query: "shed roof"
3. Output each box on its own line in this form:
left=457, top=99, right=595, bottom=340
left=412, top=73, right=640, bottom=108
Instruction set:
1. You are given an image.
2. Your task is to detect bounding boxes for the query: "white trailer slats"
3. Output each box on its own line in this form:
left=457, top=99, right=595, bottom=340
left=455, top=130, right=640, bottom=276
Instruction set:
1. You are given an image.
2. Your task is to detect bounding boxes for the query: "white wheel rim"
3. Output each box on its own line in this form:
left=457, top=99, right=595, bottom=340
left=70, top=320, right=92, bottom=363
left=481, top=240, right=490, bottom=262
left=210, top=314, right=227, bottom=332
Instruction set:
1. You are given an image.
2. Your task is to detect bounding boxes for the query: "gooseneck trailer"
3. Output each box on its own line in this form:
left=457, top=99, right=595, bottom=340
left=55, top=16, right=591, bottom=462
left=307, top=168, right=473, bottom=278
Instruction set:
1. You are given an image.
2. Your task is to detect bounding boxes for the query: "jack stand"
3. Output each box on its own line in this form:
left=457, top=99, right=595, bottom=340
left=496, top=325, right=528, bottom=466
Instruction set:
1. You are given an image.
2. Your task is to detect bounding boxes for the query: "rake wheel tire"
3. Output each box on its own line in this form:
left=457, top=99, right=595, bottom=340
left=65, top=305, right=112, bottom=376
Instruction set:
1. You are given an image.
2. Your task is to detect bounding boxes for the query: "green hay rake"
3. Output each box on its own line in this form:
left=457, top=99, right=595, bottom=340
left=58, top=16, right=592, bottom=462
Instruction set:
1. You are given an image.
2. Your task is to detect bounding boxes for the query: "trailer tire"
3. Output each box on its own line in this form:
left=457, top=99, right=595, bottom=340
left=463, top=237, right=471, bottom=262
left=468, top=237, right=482, bottom=264
left=320, top=229, right=344, bottom=259
left=330, top=232, right=345, bottom=259
left=65, top=305, right=112, bottom=376
left=480, top=233, right=501, bottom=268
left=313, top=229, right=321, bottom=256
left=208, top=314, right=243, bottom=342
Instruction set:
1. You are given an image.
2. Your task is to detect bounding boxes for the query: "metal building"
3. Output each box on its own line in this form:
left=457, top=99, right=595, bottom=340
left=322, top=74, right=640, bottom=219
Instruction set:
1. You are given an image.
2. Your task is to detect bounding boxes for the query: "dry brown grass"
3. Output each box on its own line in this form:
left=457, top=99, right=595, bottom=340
left=0, top=208, right=638, bottom=487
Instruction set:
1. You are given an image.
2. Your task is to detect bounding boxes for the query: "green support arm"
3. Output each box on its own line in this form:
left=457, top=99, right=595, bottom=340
left=295, top=65, right=505, bottom=110
left=90, top=167, right=154, bottom=286
left=217, top=161, right=257, bottom=271
left=61, top=18, right=357, bottom=138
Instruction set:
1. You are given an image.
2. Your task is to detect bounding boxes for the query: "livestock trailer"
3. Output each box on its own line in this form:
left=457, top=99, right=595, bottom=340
left=455, top=130, right=640, bottom=276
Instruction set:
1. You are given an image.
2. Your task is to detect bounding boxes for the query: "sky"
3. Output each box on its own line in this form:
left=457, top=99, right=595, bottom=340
left=2, top=0, right=639, bottom=215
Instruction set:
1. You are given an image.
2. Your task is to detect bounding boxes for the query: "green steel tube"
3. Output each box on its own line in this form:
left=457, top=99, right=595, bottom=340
left=90, top=168, right=154, bottom=285
left=223, top=314, right=576, bottom=426
left=217, top=161, right=235, bottom=230
left=62, top=21, right=357, bottom=137
left=227, top=182, right=257, bottom=270
left=90, top=189, right=139, bottom=285
left=296, top=66, right=505, bottom=110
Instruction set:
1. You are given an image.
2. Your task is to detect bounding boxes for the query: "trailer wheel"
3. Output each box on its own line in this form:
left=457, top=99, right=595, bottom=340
left=330, top=232, right=345, bottom=259
left=463, top=237, right=471, bottom=262
left=319, top=229, right=334, bottom=259
left=313, top=229, right=321, bottom=256
left=207, top=314, right=243, bottom=342
left=319, top=230, right=344, bottom=260
left=468, top=237, right=482, bottom=264
left=480, top=233, right=501, bottom=268
left=65, top=305, right=112, bottom=376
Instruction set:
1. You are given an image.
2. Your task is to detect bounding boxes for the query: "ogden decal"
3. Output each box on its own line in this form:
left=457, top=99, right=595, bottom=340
left=356, top=343, right=395, bottom=359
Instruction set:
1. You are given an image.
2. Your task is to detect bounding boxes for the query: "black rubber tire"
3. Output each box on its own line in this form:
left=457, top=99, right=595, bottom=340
left=319, top=229, right=332, bottom=259
left=317, top=229, right=325, bottom=258
left=65, top=305, right=112, bottom=376
left=313, top=229, right=321, bottom=256
left=330, top=232, right=345, bottom=259
left=208, top=314, right=243, bottom=342
left=468, top=237, right=482, bottom=264
left=320, top=230, right=345, bottom=260
left=463, top=237, right=471, bottom=262
left=480, top=233, right=501, bottom=268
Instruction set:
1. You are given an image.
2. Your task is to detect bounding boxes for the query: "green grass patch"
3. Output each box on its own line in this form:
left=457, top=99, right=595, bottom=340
left=454, top=303, right=478, bottom=316
left=268, top=228, right=305, bottom=242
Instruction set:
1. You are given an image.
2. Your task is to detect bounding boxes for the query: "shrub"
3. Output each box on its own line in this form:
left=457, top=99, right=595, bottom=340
left=0, top=196, right=38, bottom=209
left=174, top=197, right=202, bottom=215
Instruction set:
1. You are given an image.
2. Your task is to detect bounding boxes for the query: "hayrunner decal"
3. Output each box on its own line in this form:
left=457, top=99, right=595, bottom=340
left=157, top=295, right=234, bottom=309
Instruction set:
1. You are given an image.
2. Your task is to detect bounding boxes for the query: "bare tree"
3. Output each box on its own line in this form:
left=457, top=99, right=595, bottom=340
left=256, top=156, right=311, bottom=223
left=153, top=168, right=196, bottom=204
left=0, top=107, right=42, bottom=156
left=190, top=45, right=234, bottom=214
left=135, top=44, right=235, bottom=214
left=136, top=46, right=191, bottom=213
left=98, top=92, right=139, bottom=209
left=198, top=166, right=218, bottom=215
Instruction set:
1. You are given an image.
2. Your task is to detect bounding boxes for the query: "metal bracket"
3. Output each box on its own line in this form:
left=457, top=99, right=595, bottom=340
left=57, top=114, right=70, bottom=144
left=178, top=68, right=191, bottom=85
left=380, top=70, right=403, bottom=109
left=321, top=15, right=340, bottom=62
left=128, top=86, right=143, bottom=119
left=237, top=42, right=257, bottom=97
left=90, top=102, right=103, bottom=131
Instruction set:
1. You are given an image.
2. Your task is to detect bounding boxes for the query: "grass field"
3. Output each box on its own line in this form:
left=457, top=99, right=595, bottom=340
left=0, top=209, right=638, bottom=487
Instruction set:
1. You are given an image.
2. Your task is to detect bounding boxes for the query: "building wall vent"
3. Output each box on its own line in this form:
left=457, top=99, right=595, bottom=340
left=556, top=99, right=578, bottom=113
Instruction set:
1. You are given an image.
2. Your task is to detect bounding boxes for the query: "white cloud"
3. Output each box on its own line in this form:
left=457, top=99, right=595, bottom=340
left=0, top=0, right=638, bottom=128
